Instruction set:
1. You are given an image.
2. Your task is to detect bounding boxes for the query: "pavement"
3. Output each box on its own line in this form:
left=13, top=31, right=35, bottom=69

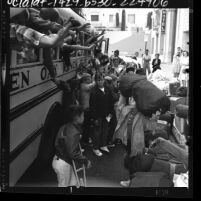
left=16, top=144, right=129, bottom=188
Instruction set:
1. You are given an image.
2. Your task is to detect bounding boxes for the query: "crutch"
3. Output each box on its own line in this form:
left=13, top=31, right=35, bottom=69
left=72, top=143, right=87, bottom=187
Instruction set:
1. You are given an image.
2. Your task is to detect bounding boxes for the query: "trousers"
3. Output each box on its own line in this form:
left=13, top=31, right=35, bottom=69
left=91, top=118, right=109, bottom=149
left=148, top=137, right=188, bottom=169
left=52, top=155, right=77, bottom=187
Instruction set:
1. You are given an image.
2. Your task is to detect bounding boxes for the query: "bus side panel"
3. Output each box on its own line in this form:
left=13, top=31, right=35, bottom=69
left=10, top=67, right=76, bottom=109
left=9, top=134, right=42, bottom=186
left=10, top=91, right=63, bottom=152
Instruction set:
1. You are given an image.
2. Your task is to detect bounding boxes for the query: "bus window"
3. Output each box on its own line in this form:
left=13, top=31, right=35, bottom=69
left=59, top=49, right=63, bottom=60
left=51, top=48, right=57, bottom=60
left=16, top=47, right=40, bottom=65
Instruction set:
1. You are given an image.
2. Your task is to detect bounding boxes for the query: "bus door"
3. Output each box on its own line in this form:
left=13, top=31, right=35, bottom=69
left=101, top=38, right=110, bottom=55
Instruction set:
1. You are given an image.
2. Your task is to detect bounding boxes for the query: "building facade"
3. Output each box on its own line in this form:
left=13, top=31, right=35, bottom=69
left=149, top=8, right=189, bottom=63
left=83, top=8, right=150, bottom=32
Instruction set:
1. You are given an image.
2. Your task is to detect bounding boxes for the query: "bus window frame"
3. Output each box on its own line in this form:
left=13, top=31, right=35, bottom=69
left=11, top=47, right=62, bottom=68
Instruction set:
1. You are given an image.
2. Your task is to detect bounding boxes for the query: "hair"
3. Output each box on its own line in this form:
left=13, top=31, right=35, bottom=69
left=99, top=54, right=109, bottom=66
left=66, top=105, right=84, bottom=122
left=145, top=49, right=149, bottom=52
left=155, top=53, right=160, bottom=57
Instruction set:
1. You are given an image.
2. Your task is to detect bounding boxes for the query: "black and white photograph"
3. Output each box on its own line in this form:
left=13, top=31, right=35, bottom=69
left=0, top=0, right=193, bottom=197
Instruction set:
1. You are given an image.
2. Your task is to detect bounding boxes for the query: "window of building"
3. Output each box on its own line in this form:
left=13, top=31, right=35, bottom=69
left=128, top=14, right=135, bottom=24
left=91, top=15, right=99, bottom=21
left=109, top=15, right=114, bottom=23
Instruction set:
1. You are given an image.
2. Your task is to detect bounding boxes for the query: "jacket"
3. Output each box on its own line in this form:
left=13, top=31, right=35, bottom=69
left=152, top=59, right=161, bottom=69
left=55, top=123, right=87, bottom=165
left=79, top=82, right=95, bottom=110
left=27, top=8, right=63, bottom=33
left=89, top=85, right=113, bottom=120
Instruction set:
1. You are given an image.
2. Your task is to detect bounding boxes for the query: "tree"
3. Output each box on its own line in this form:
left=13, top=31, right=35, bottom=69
left=121, top=9, right=126, bottom=31
left=116, top=12, right=119, bottom=27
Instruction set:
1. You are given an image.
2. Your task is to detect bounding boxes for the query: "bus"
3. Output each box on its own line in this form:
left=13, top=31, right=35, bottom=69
left=9, top=8, right=109, bottom=186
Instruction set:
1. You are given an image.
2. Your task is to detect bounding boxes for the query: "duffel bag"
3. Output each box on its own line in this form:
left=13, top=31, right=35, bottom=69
left=169, top=82, right=180, bottom=96
left=130, top=172, right=173, bottom=187
left=119, top=74, right=171, bottom=117
left=119, top=73, right=146, bottom=98
left=176, top=86, right=187, bottom=97
left=176, top=104, right=189, bottom=119
left=132, top=79, right=171, bottom=117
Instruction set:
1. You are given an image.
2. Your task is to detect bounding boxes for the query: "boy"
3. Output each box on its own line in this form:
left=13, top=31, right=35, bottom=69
left=52, top=105, right=91, bottom=187
left=79, top=73, right=95, bottom=146
left=89, top=73, right=113, bottom=156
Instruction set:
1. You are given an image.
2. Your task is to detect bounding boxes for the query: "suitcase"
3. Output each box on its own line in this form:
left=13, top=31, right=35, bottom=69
left=169, top=96, right=187, bottom=113
left=130, top=172, right=173, bottom=187
left=144, top=120, right=171, bottom=147
left=169, top=82, right=180, bottom=96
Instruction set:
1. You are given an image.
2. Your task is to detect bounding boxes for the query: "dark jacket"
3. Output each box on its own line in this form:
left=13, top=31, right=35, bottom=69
left=27, top=8, right=63, bottom=33
left=55, top=123, right=88, bottom=165
left=89, top=85, right=113, bottom=120
left=152, top=59, right=161, bottom=70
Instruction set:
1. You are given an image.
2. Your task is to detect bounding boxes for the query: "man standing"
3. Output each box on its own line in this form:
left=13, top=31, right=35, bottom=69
left=110, top=50, right=125, bottom=68
left=142, top=49, right=151, bottom=75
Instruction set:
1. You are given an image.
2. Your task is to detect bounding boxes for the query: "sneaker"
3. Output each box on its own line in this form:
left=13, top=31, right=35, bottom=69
left=100, top=146, right=110, bottom=153
left=93, top=149, right=103, bottom=157
left=108, top=141, right=115, bottom=148
left=81, top=148, right=85, bottom=152
left=115, top=139, right=122, bottom=145
left=88, top=138, right=92, bottom=144
left=120, top=180, right=130, bottom=187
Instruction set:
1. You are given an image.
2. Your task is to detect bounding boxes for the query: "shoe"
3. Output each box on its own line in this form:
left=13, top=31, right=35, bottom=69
left=93, top=149, right=103, bottom=157
left=115, top=139, right=122, bottom=145
left=81, top=148, right=85, bottom=152
left=88, top=138, right=92, bottom=144
left=108, top=142, right=115, bottom=148
left=100, top=146, right=110, bottom=153
left=120, top=180, right=130, bottom=187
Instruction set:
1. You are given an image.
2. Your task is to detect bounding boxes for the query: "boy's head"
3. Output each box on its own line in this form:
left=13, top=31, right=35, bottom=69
left=155, top=53, right=160, bottom=59
left=100, top=54, right=109, bottom=66
left=135, top=52, right=139, bottom=57
left=81, top=73, right=91, bottom=84
left=114, top=50, right=119, bottom=57
left=97, top=65, right=105, bottom=74
left=95, top=73, right=104, bottom=88
left=113, top=57, right=120, bottom=67
left=68, top=105, right=84, bottom=125
left=145, top=49, right=149, bottom=55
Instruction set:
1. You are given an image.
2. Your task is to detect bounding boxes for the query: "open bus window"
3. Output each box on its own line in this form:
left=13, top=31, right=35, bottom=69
left=16, top=47, right=39, bottom=65
left=51, top=48, right=57, bottom=60
left=59, top=49, right=63, bottom=60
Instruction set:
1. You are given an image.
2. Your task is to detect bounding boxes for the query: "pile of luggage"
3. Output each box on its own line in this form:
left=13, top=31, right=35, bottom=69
left=118, top=74, right=189, bottom=187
